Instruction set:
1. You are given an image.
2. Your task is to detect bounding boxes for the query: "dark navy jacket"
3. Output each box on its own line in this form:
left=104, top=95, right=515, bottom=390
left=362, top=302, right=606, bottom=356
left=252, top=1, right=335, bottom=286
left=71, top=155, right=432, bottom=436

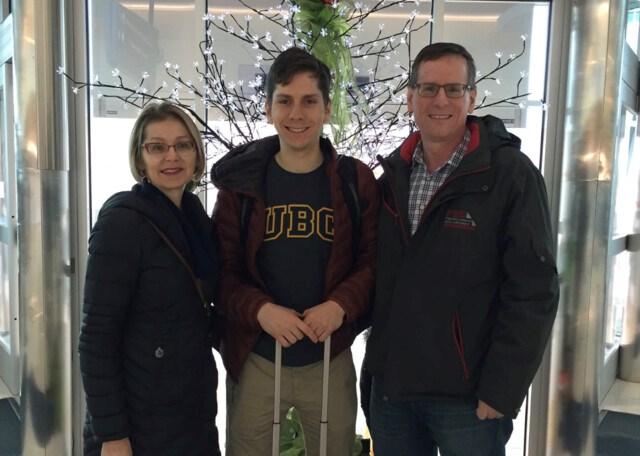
left=365, top=115, right=559, bottom=418
left=79, top=183, right=220, bottom=455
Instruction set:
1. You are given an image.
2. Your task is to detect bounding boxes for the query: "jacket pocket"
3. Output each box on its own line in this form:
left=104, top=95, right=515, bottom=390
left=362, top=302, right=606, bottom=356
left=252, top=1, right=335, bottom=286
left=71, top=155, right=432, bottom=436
left=452, top=310, right=471, bottom=381
left=530, top=237, right=557, bottom=272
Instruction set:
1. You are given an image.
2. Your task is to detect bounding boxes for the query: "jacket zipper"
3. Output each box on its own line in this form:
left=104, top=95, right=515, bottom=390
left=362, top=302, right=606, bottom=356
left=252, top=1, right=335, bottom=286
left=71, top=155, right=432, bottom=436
left=377, top=155, right=410, bottom=245
left=417, top=165, right=491, bottom=227
left=378, top=152, right=491, bottom=242
left=429, top=167, right=489, bottom=381
left=377, top=156, right=490, bottom=381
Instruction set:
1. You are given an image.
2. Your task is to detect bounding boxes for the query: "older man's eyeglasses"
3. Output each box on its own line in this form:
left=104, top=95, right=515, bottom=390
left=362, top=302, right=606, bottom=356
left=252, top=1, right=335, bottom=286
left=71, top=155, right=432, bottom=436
left=142, top=142, right=195, bottom=156
left=413, top=83, right=472, bottom=98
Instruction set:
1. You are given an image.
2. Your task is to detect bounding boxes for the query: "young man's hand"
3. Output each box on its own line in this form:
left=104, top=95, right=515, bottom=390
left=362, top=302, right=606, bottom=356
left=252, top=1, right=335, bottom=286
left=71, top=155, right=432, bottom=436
left=303, top=300, right=345, bottom=342
left=257, top=302, right=318, bottom=346
left=101, top=438, right=133, bottom=456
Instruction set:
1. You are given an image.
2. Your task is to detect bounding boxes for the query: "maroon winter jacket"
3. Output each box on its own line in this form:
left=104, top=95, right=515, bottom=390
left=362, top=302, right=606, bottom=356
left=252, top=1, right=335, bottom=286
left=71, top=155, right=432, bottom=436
left=211, top=135, right=379, bottom=381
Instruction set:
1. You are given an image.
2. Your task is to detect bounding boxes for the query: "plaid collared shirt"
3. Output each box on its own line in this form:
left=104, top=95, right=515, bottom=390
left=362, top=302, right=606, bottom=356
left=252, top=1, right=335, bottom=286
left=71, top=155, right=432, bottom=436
left=408, top=129, right=470, bottom=235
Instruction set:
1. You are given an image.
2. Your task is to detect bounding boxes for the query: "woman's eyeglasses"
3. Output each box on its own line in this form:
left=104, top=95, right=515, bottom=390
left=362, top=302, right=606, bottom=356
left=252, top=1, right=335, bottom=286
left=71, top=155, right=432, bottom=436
left=142, top=142, right=195, bottom=156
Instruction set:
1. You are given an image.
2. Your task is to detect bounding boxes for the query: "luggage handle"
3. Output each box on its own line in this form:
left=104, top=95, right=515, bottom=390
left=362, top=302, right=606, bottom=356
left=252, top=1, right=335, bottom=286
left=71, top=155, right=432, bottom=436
left=319, top=335, right=331, bottom=456
left=272, top=335, right=331, bottom=456
left=272, top=341, right=282, bottom=456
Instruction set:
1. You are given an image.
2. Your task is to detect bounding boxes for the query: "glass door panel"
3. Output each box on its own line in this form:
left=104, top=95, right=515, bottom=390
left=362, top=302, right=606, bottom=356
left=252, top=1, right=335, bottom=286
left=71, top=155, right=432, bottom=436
left=605, top=109, right=639, bottom=353
left=441, top=1, right=550, bottom=167
left=88, top=0, right=207, bottom=222
left=627, top=2, right=640, bottom=52
left=0, top=59, right=19, bottom=396
left=602, top=106, right=640, bottom=402
left=600, top=1, right=640, bottom=403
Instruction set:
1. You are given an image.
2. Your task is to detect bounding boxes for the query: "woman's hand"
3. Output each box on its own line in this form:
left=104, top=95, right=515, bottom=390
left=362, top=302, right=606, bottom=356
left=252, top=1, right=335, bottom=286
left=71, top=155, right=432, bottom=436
left=101, top=437, right=133, bottom=456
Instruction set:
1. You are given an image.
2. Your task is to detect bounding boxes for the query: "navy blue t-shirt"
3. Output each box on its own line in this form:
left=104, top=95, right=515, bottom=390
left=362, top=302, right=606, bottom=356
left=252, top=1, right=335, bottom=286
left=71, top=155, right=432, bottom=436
left=252, top=157, right=333, bottom=366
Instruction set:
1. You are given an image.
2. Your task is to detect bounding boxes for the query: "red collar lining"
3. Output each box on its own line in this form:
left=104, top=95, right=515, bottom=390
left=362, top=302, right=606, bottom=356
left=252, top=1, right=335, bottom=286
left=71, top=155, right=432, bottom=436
left=399, top=121, right=481, bottom=163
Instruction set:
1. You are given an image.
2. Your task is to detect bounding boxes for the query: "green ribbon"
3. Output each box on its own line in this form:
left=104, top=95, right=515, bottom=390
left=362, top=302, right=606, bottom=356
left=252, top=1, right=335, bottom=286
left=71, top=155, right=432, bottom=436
left=293, top=0, right=358, bottom=143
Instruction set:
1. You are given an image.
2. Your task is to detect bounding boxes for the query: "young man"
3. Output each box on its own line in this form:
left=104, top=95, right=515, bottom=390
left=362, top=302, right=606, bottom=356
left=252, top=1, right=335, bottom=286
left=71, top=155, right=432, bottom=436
left=364, top=42, right=559, bottom=455
left=211, top=47, right=379, bottom=455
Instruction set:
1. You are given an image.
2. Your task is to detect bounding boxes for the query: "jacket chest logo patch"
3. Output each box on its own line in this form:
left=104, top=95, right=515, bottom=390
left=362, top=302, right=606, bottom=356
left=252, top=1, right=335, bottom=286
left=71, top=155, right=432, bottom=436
left=444, top=210, right=477, bottom=230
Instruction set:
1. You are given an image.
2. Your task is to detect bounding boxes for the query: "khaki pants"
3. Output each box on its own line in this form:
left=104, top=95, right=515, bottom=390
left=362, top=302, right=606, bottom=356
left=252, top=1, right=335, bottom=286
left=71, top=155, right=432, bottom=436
left=226, top=349, right=357, bottom=456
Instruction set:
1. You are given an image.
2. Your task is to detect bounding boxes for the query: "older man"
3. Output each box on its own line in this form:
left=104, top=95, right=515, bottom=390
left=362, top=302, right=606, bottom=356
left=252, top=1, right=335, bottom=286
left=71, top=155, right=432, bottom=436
left=365, top=42, right=559, bottom=456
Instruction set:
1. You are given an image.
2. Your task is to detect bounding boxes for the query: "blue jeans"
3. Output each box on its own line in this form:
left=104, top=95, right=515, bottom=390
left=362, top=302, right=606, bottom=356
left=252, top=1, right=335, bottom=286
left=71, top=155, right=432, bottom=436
left=370, top=380, right=513, bottom=456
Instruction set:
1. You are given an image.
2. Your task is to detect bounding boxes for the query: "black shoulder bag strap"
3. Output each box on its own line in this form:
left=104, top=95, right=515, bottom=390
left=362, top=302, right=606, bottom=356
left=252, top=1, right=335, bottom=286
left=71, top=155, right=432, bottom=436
left=240, top=195, right=254, bottom=245
left=144, top=217, right=210, bottom=316
left=336, top=155, right=362, bottom=261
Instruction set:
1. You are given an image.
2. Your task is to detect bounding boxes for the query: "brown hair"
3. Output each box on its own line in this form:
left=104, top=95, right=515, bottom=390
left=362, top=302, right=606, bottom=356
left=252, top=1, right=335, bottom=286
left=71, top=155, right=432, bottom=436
left=265, top=47, right=332, bottom=106
left=409, top=42, right=477, bottom=89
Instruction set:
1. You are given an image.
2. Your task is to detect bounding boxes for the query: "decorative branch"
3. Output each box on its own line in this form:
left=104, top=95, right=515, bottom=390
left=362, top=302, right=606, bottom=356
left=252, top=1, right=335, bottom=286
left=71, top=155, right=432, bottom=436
left=475, top=37, right=530, bottom=109
left=59, top=1, right=531, bottom=170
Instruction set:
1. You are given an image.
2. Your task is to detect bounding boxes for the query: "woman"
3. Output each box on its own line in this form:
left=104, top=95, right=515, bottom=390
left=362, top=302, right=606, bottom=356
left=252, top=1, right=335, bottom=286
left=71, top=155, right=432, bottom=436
left=79, top=101, right=221, bottom=456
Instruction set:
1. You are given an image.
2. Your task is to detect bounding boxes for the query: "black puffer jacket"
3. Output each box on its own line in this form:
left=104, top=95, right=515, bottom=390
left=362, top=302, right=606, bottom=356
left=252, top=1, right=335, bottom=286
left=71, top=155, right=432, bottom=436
left=79, top=182, right=221, bottom=456
left=366, top=115, right=559, bottom=419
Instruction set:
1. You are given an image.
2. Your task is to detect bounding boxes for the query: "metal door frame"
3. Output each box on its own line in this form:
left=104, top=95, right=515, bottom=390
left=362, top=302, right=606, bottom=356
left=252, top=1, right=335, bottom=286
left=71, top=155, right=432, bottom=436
left=543, top=0, right=629, bottom=455
left=0, top=13, right=19, bottom=397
